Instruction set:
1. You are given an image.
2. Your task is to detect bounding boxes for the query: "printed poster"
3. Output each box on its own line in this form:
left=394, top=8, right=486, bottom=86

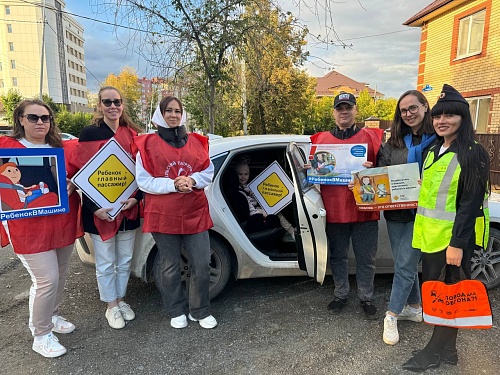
left=71, top=138, right=138, bottom=219
left=352, top=163, right=420, bottom=211
left=0, top=148, right=69, bottom=220
left=307, top=143, right=368, bottom=185
left=248, top=161, right=294, bottom=215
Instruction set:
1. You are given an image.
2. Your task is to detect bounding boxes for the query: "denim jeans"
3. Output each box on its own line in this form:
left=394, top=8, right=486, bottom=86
left=152, top=231, right=211, bottom=319
left=326, top=221, right=378, bottom=301
left=91, top=230, right=136, bottom=303
left=386, top=220, right=421, bottom=315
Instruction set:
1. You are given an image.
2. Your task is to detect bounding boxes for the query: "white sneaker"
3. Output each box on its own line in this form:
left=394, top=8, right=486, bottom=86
left=32, top=333, right=67, bottom=358
left=118, top=301, right=135, bottom=321
left=383, top=313, right=399, bottom=345
left=52, top=315, right=75, bottom=334
left=188, top=314, right=218, bottom=329
left=398, top=305, right=423, bottom=322
left=170, top=314, right=188, bottom=329
left=105, top=306, right=125, bottom=329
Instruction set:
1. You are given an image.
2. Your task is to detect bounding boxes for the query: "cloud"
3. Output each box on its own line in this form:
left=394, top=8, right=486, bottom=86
left=69, top=0, right=427, bottom=98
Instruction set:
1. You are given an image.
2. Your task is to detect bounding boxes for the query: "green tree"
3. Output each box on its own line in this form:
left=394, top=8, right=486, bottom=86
left=0, top=89, right=23, bottom=125
left=355, top=89, right=376, bottom=122
left=55, top=106, right=93, bottom=137
left=242, top=2, right=314, bottom=135
left=102, top=66, right=142, bottom=126
left=375, top=98, right=397, bottom=120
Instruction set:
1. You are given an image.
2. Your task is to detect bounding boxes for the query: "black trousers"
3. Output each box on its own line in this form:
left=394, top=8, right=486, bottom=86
left=420, top=242, right=474, bottom=352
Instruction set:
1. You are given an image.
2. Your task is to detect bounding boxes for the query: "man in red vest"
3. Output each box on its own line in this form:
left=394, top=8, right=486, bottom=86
left=310, top=92, right=382, bottom=319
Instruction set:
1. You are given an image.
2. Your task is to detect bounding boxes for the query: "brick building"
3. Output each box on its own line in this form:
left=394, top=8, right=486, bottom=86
left=315, top=71, right=383, bottom=100
left=405, top=0, right=500, bottom=133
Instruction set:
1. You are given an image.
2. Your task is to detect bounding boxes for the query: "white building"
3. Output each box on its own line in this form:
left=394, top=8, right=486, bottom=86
left=0, top=0, right=88, bottom=111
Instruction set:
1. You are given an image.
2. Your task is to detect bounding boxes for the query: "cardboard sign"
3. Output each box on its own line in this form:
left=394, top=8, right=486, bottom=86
left=0, top=148, right=69, bottom=220
left=71, top=138, right=138, bottom=219
left=248, top=161, right=294, bottom=215
left=308, top=143, right=368, bottom=185
left=352, top=163, right=420, bottom=211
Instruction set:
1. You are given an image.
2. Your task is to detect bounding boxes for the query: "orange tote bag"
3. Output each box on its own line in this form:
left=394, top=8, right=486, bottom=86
left=422, top=266, right=492, bottom=329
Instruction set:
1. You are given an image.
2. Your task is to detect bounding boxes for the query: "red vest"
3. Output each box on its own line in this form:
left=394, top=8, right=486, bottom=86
left=0, top=137, right=83, bottom=254
left=310, top=129, right=382, bottom=223
left=136, top=133, right=213, bottom=234
left=67, top=126, right=139, bottom=240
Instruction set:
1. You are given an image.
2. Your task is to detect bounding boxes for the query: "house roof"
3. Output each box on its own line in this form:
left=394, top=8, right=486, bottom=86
left=315, top=71, right=382, bottom=98
left=403, top=0, right=469, bottom=26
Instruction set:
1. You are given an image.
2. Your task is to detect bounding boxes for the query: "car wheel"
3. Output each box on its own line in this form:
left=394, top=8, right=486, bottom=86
left=178, top=236, right=231, bottom=300
left=471, top=227, right=500, bottom=290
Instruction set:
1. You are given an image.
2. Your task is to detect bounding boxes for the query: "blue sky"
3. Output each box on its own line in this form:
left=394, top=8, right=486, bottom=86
left=65, top=1, right=429, bottom=99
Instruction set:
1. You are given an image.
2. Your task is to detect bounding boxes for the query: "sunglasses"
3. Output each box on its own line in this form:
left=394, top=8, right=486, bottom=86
left=101, top=99, right=123, bottom=107
left=22, top=114, right=52, bottom=123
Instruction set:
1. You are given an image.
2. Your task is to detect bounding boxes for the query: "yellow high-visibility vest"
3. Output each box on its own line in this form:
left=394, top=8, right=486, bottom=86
left=413, top=150, right=489, bottom=253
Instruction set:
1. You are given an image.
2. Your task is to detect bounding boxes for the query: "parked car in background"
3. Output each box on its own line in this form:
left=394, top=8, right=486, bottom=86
left=60, top=132, right=77, bottom=140
left=0, top=129, right=13, bottom=136
left=76, top=135, right=500, bottom=299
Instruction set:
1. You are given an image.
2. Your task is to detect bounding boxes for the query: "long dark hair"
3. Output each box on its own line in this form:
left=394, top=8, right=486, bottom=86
left=11, top=99, right=62, bottom=147
left=431, top=100, right=490, bottom=194
left=93, top=86, right=141, bottom=133
left=388, top=90, right=433, bottom=148
left=159, top=96, right=183, bottom=116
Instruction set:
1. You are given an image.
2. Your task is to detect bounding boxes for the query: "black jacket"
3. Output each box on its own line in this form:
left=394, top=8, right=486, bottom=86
left=376, top=134, right=436, bottom=222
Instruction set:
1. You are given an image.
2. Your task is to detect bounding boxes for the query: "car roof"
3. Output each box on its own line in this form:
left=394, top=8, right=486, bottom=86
left=209, top=134, right=311, bottom=156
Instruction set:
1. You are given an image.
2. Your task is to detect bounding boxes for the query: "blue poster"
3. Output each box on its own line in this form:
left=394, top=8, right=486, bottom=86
left=0, top=148, right=69, bottom=220
left=308, top=143, right=368, bottom=185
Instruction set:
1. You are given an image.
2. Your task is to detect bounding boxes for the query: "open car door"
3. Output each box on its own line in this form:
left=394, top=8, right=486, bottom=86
left=286, top=142, right=328, bottom=284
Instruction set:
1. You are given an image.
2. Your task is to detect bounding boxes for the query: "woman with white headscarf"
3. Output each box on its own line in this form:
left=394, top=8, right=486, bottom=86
left=135, top=96, right=217, bottom=329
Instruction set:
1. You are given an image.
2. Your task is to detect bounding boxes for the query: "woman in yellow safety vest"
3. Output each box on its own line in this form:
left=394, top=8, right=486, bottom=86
left=403, top=84, right=490, bottom=372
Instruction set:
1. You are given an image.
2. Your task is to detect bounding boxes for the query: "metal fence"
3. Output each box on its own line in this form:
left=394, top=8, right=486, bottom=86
left=476, top=133, right=500, bottom=187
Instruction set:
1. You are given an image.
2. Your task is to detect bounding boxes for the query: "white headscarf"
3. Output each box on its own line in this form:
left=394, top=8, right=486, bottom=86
left=151, top=102, right=187, bottom=129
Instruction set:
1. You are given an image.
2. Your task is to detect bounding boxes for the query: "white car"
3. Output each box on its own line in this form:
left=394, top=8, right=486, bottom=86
left=61, top=132, right=77, bottom=140
left=76, top=135, right=500, bottom=298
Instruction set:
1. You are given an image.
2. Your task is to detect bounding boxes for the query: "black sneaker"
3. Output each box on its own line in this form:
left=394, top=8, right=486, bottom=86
left=327, top=297, right=348, bottom=315
left=361, top=300, right=378, bottom=320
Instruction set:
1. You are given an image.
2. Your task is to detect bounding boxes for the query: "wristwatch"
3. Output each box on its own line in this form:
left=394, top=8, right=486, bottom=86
left=191, top=178, right=197, bottom=187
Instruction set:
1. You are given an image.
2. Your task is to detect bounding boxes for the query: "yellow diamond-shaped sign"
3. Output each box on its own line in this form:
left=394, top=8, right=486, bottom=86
left=256, top=172, right=289, bottom=207
left=88, top=155, right=135, bottom=203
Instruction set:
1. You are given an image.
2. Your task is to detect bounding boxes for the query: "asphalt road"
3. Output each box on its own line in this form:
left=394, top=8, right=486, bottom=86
left=1, top=245, right=500, bottom=375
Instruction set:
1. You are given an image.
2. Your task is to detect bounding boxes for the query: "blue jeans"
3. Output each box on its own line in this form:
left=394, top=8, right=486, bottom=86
left=91, top=231, right=135, bottom=303
left=326, top=221, right=378, bottom=301
left=152, top=231, right=211, bottom=319
left=386, top=221, right=421, bottom=315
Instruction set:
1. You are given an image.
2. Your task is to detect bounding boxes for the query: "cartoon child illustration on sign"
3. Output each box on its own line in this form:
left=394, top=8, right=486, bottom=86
left=359, top=176, right=376, bottom=203
left=0, top=162, right=58, bottom=210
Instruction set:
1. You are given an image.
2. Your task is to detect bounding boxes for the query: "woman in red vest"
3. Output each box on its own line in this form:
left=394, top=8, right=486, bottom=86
left=0, top=99, right=83, bottom=358
left=72, top=86, right=141, bottom=330
left=135, top=96, right=216, bottom=329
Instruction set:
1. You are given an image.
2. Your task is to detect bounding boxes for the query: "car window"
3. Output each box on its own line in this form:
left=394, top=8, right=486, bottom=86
left=211, top=152, right=228, bottom=177
left=288, top=143, right=314, bottom=192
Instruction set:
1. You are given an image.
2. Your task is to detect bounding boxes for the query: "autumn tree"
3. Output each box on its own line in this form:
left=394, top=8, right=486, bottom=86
left=102, top=66, right=142, bottom=125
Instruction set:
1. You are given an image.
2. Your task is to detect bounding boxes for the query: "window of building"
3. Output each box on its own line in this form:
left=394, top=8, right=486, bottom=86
left=8, top=42, right=14, bottom=51
left=0, top=79, right=4, bottom=88
left=467, top=96, right=490, bottom=133
left=10, top=60, right=15, bottom=69
left=457, top=10, right=486, bottom=59
left=7, top=24, right=12, bottom=33
left=0, top=62, right=2, bottom=71
left=5, top=6, right=10, bottom=15
left=12, top=77, right=17, bottom=86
